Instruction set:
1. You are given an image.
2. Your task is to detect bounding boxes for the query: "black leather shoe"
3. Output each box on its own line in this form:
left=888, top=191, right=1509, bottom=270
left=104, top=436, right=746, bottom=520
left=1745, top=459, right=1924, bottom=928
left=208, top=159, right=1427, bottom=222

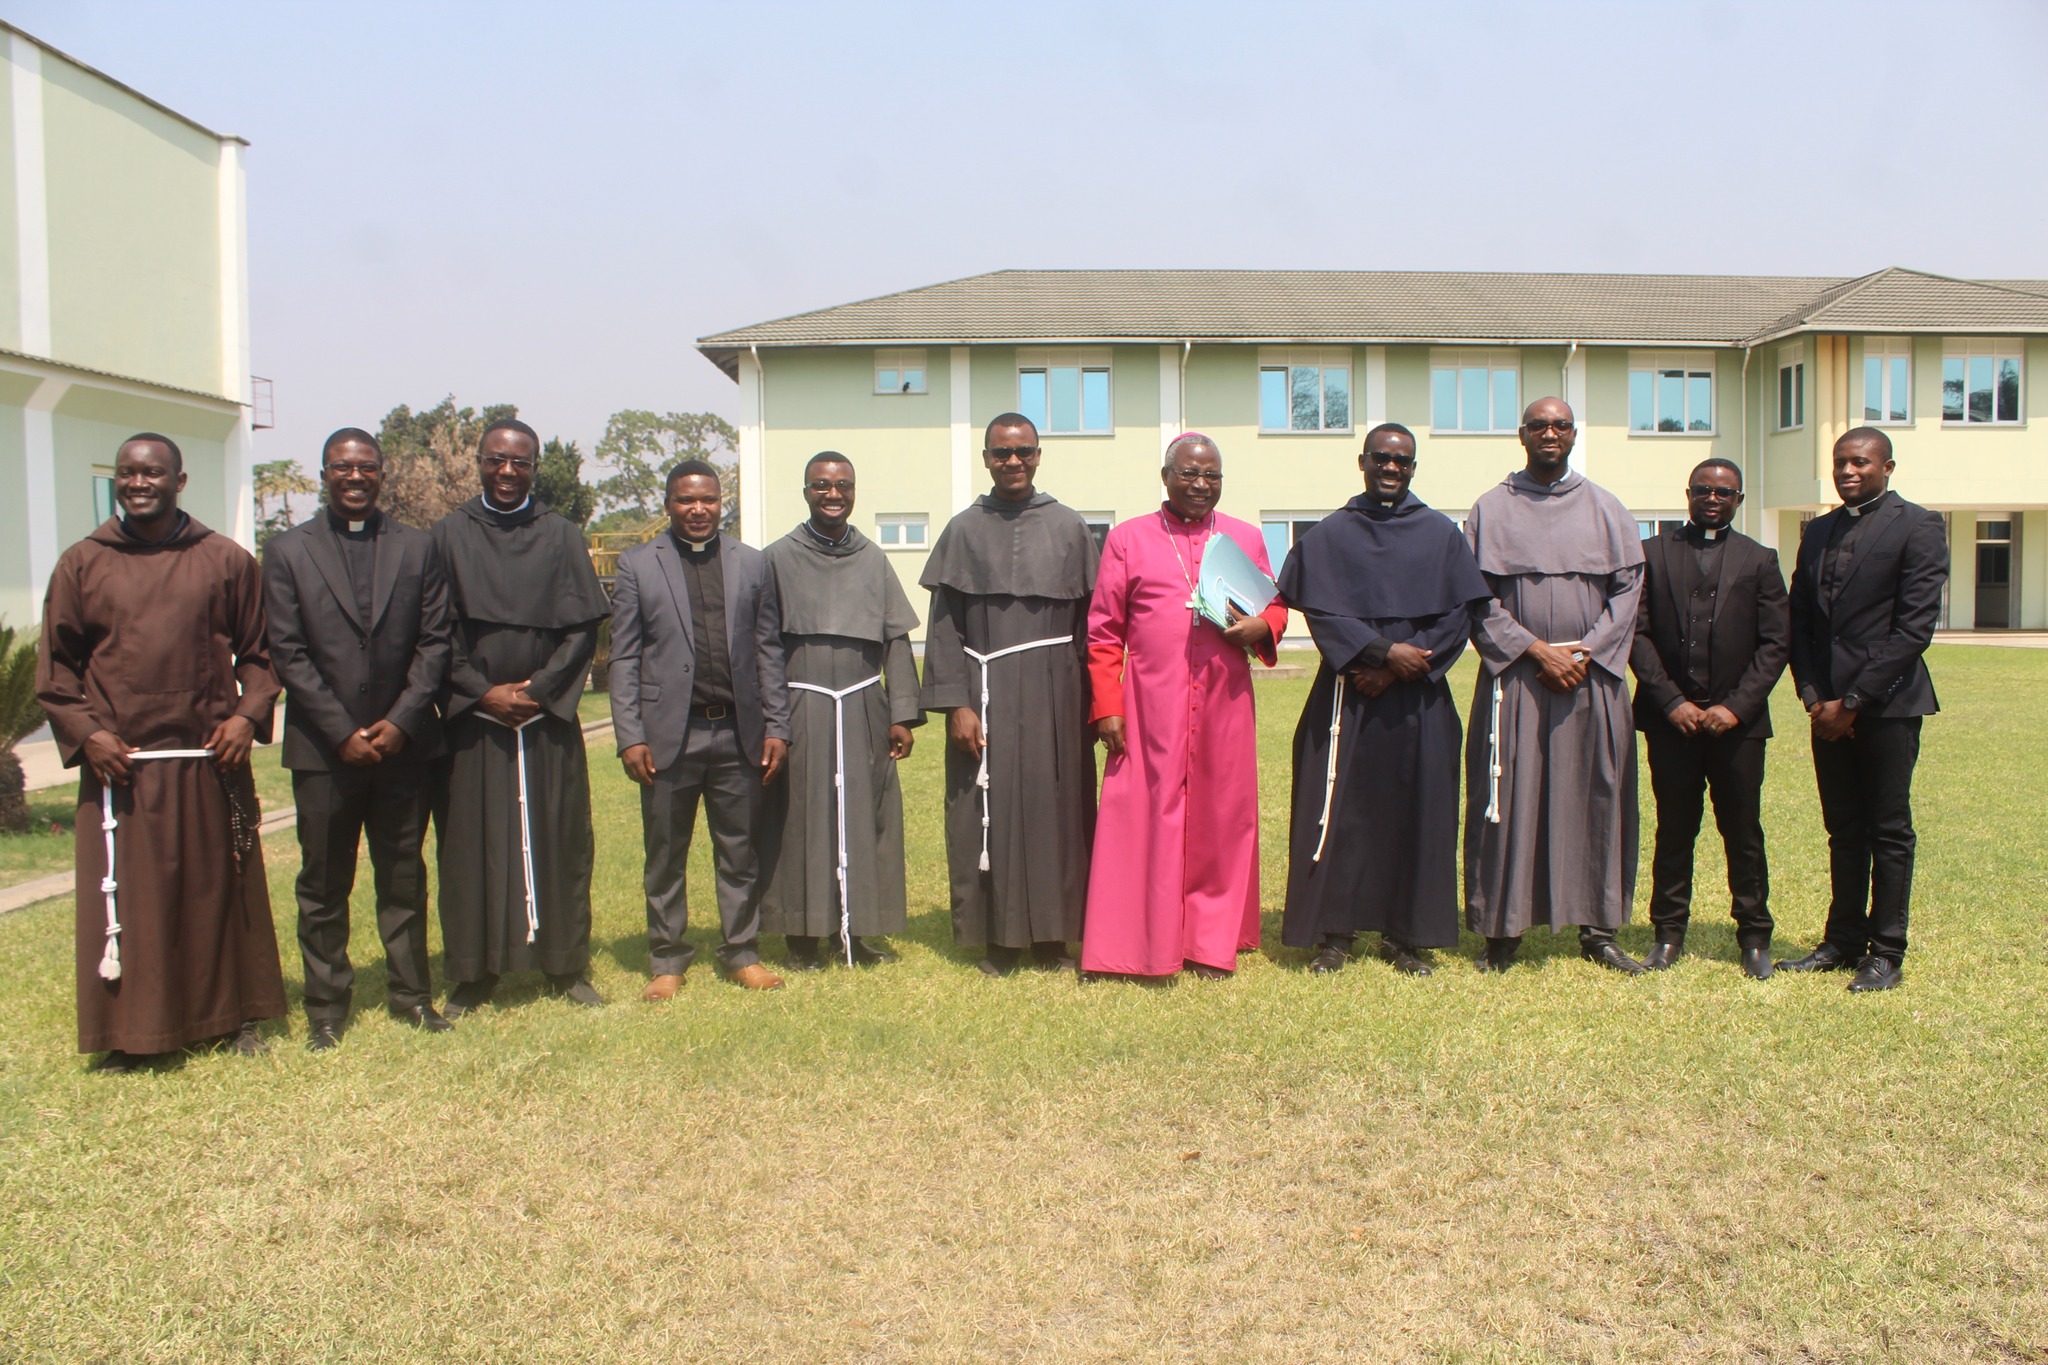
left=1775, top=944, right=1850, bottom=973
left=90, top=1049, right=143, bottom=1074
left=545, top=974, right=605, bottom=1008
left=1476, top=937, right=1521, bottom=973
left=1642, top=942, right=1682, bottom=971
left=1378, top=939, right=1433, bottom=977
left=390, top=1004, right=454, bottom=1033
left=1185, top=961, right=1233, bottom=980
left=306, top=1020, right=342, bottom=1052
left=1847, top=956, right=1901, bottom=992
left=442, top=976, right=497, bottom=1019
left=1031, top=942, right=1077, bottom=972
left=1739, top=947, right=1774, bottom=980
left=828, top=936, right=898, bottom=966
left=1582, top=941, right=1648, bottom=976
left=1308, top=946, right=1346, bottom=975
left=977, top=948, right=1020, bottom=977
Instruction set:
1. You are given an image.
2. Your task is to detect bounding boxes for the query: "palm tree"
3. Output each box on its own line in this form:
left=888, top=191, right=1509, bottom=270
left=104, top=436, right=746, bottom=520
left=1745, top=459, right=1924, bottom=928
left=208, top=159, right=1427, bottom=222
left=0, top=620, right=44, bottom=833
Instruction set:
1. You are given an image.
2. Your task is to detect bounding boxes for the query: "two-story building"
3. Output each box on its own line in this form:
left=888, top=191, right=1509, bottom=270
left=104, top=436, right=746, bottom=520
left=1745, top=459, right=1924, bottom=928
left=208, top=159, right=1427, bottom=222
left=700, top=267, right=2048, bottom=632
left=0, top=21, right=256, bottom=631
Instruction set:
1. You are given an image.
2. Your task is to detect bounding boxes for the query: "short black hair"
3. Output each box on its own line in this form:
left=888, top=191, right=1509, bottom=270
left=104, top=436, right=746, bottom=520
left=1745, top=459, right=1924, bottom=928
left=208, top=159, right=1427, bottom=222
left=121, top=432, right=183, bottom=472
left=666, top=459, right=722, bottom=491
left=1363, top=421, right=1416, bottom=448
left=1690, top=456, right=1743, bottom=490
left=984, top=412, right=1038, bottom=447
left=1838, top=426, right=1894, bottom=460
left=322, top=427, right=383, bottom=465
left=806, top=450, right=855, bottom=474
left=477, top=417, right=540, bottom=455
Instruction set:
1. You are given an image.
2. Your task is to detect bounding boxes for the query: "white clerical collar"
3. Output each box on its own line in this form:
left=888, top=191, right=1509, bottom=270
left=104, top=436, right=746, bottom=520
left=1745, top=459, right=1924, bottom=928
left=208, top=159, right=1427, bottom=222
left=348, top=519, right=366, bottom=533
left=484, top=494, right=531, bottom=515
left=1691, top=524, right=1724, bottom=541
left=683, top=535, right=717, bottom=552
left=1844, top=490, right=1887, bottom=518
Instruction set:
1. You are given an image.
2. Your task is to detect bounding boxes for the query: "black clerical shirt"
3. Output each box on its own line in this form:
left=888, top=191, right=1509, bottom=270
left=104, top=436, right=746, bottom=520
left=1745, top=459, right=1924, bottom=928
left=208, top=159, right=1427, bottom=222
left=673, top=532, right=735, bottom=709
left=1676, top=522, right=1729, bottom=698
left=329, top=508, right=378, bottom=626
left=1818, top=489, right=1895, bottom=604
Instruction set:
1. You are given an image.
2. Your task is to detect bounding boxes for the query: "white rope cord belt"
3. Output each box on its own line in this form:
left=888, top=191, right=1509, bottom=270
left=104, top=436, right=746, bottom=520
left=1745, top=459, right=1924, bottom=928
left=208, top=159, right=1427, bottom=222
left=98, top=748, right=215, bottom=981
left=788, top=674, right=883, bottom=966
left=1485, top=678, right=1505, bottom=825
left=962, top=635, right=1072, bottom=873
left=482, top=714, right=543, bottom=944
left=1310, top=674, right=1345, bottom=863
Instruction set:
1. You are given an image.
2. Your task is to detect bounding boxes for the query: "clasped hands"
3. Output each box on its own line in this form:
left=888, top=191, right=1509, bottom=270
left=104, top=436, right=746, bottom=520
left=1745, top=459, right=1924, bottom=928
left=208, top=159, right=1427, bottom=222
left=1667, top=700, right=1742, bottom=737
left=83, top=714, right=257, bottom=786
left=1806, top=698, right=1857, bottom=742
left=1346, top=641, right=1432, bottom=698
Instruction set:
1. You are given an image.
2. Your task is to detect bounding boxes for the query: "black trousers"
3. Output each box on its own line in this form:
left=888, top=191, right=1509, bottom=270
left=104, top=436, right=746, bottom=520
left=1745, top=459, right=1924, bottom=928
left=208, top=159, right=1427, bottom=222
left=1644, top=728, right=1773, bottom=949
left=293, top=761, right=435, bottom=1020
left=1812, top=715, right=1921, bottom=965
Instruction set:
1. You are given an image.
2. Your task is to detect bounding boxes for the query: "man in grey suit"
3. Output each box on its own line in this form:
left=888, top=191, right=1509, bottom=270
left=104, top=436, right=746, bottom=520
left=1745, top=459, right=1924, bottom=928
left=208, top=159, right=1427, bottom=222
left=610, top=460, right=791, bottom=994
left=264, top=427, right=453, bottom=1049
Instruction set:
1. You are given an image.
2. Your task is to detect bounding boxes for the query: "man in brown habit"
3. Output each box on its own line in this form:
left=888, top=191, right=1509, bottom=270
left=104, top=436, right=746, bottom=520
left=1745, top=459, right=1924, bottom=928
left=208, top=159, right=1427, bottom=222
left=37, top=433, right=286, bottom=1070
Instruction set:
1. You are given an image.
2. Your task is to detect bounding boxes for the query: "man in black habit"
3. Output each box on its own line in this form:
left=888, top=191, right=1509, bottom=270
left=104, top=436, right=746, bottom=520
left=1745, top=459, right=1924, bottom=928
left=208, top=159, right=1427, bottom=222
left=265, top=428, right=455, bottom=1048
left=1777, top=428, right=1946, bottom=993
left=921, top=413, right=1098, bottom=976
left=1628, top=457, right=1788, bottom=980
left=1278, top=423, right=1491, bottom=976
left=431, top=419, right=611, bottom=1013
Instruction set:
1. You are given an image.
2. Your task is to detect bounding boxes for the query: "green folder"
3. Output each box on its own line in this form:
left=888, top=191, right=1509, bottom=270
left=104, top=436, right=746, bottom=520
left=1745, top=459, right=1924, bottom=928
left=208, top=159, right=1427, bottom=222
left=1194, top=532, right=1277, bottom=631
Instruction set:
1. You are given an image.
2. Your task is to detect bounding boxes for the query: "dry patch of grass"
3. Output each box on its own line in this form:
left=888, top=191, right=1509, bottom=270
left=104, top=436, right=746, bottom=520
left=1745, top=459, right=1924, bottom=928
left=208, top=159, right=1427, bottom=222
left=1, top=646, right=2044, bottom=1363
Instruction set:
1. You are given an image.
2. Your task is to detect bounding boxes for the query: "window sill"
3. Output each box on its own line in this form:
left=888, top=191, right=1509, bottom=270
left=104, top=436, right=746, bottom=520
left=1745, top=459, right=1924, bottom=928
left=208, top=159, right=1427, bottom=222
left=872, top=391, right=930, bottom=398
left=1425, top=428, right=1521, bottom=437
left=1257, top=428, right=1356, bottom=437
left=1940, top=421, right=2027, bottom=429
left=879, top=544, right=930, bottom=552
left=1629, top=430, right=1720, bottom=438
left=1038, top=431, right=1118, bottom=439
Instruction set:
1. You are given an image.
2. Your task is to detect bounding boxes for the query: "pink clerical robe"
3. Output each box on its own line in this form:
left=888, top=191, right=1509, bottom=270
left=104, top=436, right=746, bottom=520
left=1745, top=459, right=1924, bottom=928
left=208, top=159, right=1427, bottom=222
left=1081, top=507, right=1286, bottom=976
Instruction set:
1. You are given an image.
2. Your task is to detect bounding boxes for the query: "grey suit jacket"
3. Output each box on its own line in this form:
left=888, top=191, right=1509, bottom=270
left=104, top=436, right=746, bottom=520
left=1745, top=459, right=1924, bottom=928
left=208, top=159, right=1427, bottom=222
left=608, top=531, right=790, bottom=770
left=263, top=511, right=451, bottom=770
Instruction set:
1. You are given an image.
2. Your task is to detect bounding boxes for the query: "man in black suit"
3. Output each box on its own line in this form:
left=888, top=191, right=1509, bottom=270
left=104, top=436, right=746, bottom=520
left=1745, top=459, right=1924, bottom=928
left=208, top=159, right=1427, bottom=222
left=1778, top=427, right=1947, bottom=992
left=264, top=428, right=454, bottom=1048
left=1629, top=458, right=1789, bottom=980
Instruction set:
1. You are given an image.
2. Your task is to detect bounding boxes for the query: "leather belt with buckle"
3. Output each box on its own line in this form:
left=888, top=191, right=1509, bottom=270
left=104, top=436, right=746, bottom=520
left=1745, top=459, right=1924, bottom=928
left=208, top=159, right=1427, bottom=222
left=692, top=704, right=731, bottom=721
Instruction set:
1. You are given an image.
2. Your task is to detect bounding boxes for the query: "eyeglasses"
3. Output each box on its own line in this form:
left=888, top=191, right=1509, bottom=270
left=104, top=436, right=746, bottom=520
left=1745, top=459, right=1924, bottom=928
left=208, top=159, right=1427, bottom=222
left=985, top=446, right=1040, bottom=463
left=1364, top=451, right=1416, bottom=469
left=481, top=455, right=536, bottom=472
left=1687, top=485, right=1741, bottom=500
left=1167, top=468, right=1223, bottom=485
left=1523, top=419, right=1575, bottom=434
left=325, top=461, right=382, bottom=478
left=805, top=480, right=854, bottom=494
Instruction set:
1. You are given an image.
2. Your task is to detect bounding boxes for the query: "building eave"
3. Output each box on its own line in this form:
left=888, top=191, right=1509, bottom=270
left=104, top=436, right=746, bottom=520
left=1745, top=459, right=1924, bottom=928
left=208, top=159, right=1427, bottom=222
left=0, top=20, right=244, bottom=145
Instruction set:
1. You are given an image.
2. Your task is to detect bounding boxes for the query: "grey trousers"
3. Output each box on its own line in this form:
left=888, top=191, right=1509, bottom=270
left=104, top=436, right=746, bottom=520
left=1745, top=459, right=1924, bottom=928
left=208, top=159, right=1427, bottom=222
left=292, top=762, right=434, bottom=1020
left=641, top=716, right=764, bottom=974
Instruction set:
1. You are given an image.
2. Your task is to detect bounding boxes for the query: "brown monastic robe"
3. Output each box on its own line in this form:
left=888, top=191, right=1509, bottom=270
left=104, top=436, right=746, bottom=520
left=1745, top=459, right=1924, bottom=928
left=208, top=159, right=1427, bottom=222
left=37, top=516, right=286, bottom=1055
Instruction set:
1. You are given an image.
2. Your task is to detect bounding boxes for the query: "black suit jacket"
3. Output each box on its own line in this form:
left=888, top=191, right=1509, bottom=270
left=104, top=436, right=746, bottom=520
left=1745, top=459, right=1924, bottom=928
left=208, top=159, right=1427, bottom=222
left=1787, top=493, right=1946, bottom=717
left=263, top=512, right=452, bottom=770
left=1630, top=526, right=1790, bottom=739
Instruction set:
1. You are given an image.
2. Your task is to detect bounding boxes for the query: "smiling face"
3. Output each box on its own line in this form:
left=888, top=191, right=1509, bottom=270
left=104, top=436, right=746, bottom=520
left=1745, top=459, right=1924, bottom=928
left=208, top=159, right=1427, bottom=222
left=477, top=427, right=537, bottom=507
left=1832, top=435, right=1894, bottom=505
left=1359, top=428, right=1417, bottom=503
left=324, top=439, right=384, bottom=519
left=667, top=473, right=723, bottom=542
left=1687, top=463, right=1743, bottom=529
left=983, top=419, right=1041, bottom=501
left=804, top=459, right=855, bottom=534
left=1518, top=398, right=1577, bottom=481
left=114, top=439, right=186, bottom=525
left=1160, top=441, right=1222, bottom=520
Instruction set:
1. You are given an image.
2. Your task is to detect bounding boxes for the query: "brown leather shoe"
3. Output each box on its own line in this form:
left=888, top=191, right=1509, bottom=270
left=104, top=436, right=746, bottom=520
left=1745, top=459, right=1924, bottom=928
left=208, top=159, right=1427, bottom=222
left=641, top=973, right=684, bottom=1002
left=726, top=963, right=784, bottom=991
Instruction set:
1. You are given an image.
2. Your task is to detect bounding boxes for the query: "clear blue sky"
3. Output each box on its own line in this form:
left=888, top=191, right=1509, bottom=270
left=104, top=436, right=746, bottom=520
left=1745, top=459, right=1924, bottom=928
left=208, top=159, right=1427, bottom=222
left=16, top=0, right=2048, bottom=471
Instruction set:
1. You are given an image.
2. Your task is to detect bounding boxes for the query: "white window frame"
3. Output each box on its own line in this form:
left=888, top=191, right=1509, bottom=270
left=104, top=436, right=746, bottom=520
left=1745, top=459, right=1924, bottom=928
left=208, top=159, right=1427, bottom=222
left=1079, top=511, right=1115, bottom=554
left=1630, top=350, right=1717, bottom=436
left=1862, top=337, right=1912, bottom=426
left=1257, top=347, right=1353, bottom=434
left=873, top=349, right=928, bottom=396
left=1941, top=337, right=2024, bottom=426
left=1635, top=514, right=1687, bottom=540
left=91, top=465, right=116, bottom=523
left=1017, top=347, right=1113, bottom=435
left=1429, top=348, right=1522, bottom=434
left=1776, top=345, right=1805, bottom=432
left=1260, top=511, right=1330, bottom=574
left=874, top=513, right=929, bottom=549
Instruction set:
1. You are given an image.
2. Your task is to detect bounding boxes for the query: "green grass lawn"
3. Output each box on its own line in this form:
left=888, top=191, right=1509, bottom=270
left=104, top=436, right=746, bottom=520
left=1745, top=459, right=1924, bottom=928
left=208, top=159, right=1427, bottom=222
left=1, top=646, right=2044, bottom=1362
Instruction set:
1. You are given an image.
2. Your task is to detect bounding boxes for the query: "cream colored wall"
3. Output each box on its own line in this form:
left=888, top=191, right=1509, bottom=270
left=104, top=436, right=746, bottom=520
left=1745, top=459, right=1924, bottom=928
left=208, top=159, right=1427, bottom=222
left=0, top=373, right=35, bottom=629
left=0, top=54, right=19, bottom=355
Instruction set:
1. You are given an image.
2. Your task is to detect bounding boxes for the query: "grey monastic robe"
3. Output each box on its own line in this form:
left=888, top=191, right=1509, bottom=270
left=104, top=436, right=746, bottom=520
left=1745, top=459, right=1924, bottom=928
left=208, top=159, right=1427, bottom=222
left=1462, top=469, right=1645, bottom=936
left=760, top=524, right=923, bottom=939
left=920, top=493, right=1098, bottom=949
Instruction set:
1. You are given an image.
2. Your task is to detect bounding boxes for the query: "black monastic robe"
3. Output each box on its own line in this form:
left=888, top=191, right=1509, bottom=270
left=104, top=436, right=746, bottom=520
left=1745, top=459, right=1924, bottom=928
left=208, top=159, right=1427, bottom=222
left=759, top=524, right=922, bottom=939
left=431, top=497, right=609, bottom=981
left=1278, top=493, right=1491, bottom=949
left=920, top=493, right=1098, bottom=948
left=37, top=517, right=286, bottom=1054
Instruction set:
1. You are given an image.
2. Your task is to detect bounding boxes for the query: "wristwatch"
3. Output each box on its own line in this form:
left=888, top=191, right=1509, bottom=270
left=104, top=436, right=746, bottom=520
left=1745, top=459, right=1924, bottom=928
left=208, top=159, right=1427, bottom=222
left=1840, top=692, right=1864, bottom=712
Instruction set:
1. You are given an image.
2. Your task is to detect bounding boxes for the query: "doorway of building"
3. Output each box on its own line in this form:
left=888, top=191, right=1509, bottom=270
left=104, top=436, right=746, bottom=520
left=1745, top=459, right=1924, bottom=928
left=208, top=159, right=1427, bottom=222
left=1975, top=518, right=2015, bottom=629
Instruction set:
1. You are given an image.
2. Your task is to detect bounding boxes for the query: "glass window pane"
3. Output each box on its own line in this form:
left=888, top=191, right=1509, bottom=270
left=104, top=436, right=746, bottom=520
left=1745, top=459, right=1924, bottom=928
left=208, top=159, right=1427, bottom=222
left=1968, top=355, right=1994, bottom=423
left=908, top=520, right=927, bottom=545
left=1864, top=356, right=1882, bottom=421
left=1461, top=367, right=1489, bottom=432
left=1657, top=369, right=1684, bottom=432
left=1259, top=368, right=1288, bottom=430
left=1262, top=522, right=1290, bottom=572
left=1942, top=357, right=1965, bottom=421
left=1889, top=357, right=1909, bottom=422
left=1322, top=367, right=1350, bottom=429
left=1630, top=369, right=1654, bottom=431
left=93, top=476, right=115, bottom=523
left=1491, top=368, right=1518, bottom=431
left=1019, top=370, right=1048, bottom=430
left=1997, top=357, right=2020, bottom=422
left=877, top=369, right=898, bottom=393
left=1433, top=368, right=1460, bottom=430
left=1050, top=366, right=1082, bottom=432
left=1688, top=373, right=1712, bottom=431
left=1081, top=368, right=1111, bottom=431
left=903, top=368, right=924, bottom=393
left=1291, top=366, right=1320, bottom=431
left=878, top=522, right=899, bottom=545
left=1795, top=366, right=1803, bottom=426
left=1779, top=366, right=1794, bottom=427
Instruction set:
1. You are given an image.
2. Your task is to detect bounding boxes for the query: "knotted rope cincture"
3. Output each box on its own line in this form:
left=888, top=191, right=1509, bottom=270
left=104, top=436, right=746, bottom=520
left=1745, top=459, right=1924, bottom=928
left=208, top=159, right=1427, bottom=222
left=98, top=748, right=216, bottom=981
left=788, top=674, right=883, bottom=966
left=1485, top=678, right=1505, bottom=825
left=484, top=714, right=542, bottom=944
left=961, top=636, right=1072, bottom=874
left=1310, top=673, right=1346, bottom=863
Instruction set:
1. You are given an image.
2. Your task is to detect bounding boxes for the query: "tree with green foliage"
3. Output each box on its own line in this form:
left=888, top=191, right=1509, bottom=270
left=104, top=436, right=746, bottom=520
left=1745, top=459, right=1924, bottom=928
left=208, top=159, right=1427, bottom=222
left=252, top=459, right=319, bottom=548
left=375, top=397, right=517, bottom=529
left=0, top=620, right=44, bottom=833
left=535, top=437, right=598, bottom=526
left=594, top=410, right=740, bottom=532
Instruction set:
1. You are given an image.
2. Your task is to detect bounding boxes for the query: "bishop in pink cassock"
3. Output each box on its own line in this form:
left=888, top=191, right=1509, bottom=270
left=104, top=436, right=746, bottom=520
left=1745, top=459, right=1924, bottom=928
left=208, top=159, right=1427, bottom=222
left=1081, top=434, right=1287, bottom=980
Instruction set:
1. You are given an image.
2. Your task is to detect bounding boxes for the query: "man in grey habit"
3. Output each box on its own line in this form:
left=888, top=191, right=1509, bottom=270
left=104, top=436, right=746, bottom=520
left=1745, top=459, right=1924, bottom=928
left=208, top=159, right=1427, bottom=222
left=1463, top=398, right=1648, bottom=974
left=920, top=413, right=1098, bottom=976
left=760, top=452, right=922, bottom=969
left=264, top=427, right=453, bottom=1048
left=610, top=459, right=790, bottom=995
